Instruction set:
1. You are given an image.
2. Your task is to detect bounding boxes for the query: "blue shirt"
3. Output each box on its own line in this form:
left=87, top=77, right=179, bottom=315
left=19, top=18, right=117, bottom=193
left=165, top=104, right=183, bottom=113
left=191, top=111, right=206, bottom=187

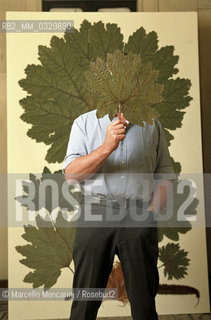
left=63, top=109, right=176, bottom=201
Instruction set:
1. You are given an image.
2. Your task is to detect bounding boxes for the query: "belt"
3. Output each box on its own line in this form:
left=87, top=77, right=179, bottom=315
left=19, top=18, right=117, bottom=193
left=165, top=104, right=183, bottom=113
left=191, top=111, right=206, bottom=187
left=81, top=195, right=148, bottom=209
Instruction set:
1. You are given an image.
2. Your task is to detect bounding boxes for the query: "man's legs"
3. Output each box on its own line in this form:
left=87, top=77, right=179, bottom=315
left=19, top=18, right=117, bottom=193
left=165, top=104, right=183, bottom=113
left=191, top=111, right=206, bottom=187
left=116, top=207, right=159, bottom=320
left=69, top=201, right=159, bottom=320
left=69, top=203, right=117, bottom=320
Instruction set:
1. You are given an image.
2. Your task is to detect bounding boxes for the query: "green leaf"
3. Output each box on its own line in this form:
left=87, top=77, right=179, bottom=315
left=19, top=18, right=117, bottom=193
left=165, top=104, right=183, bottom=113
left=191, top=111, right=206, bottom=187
left=64, top=20, right=124, bottom=69
left=84, top=49, right=163, bottom=126
left=154, top=78, right=192, bottom=113
left=157, top=108, right=185, bottom=131
left=19, top=20, right=124, bottom=163
left=89, top=21, right=124, bottom=59
left=153, top=78, right=192, bottom=141
left=125, top=29, right=179, bottom=82
left=157, top=179, right=198, bottom=242
left=159, top=242, right=190, bottom=280
left=151, top=46, right=179, bottom=82
left=15, top=213, right=76, bottom=289
left=18, top=21, right=192, bottom=163
left=19, top=94, right=87, bottom=163
left=158, top=226, right=190, bottom=243
left=125, top=27, right=158, bottom=62
left=163, top=128, right=174, bottom=146
left=170, top=156, right=181, bottom=175
left=15, top=167, right=82, bottom=212
left=64, top=20, right=95, bottom=69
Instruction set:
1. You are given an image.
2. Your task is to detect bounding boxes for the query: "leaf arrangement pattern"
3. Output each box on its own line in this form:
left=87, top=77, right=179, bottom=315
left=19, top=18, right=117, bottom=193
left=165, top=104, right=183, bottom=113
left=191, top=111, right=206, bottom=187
left=18, top=20, right=192, bottom=163
left=16, top=19, right=200, bottom=302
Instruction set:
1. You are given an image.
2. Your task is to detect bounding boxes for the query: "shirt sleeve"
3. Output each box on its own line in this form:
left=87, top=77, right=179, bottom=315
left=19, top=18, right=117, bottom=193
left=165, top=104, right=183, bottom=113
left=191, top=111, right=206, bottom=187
left=154, top=120, right=177, bottom=182
left=63, top=118, right=88, bottom=173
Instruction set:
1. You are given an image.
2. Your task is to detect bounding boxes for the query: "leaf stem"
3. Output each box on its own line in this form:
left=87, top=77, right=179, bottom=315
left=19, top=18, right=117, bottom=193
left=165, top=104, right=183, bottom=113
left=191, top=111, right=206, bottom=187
left=118, top=103, right=122, bottom=119
left=68, top=265, right=75, bottom=274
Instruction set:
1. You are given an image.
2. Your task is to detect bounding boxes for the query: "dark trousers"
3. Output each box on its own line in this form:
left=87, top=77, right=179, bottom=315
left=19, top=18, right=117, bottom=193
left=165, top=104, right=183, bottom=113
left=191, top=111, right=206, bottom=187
left=69, top=197, right=159, bottom=320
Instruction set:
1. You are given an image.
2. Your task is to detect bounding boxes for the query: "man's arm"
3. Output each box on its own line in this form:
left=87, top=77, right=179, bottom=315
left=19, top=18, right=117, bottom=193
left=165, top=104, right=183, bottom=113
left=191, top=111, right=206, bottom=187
left=147, top=119, right=176, bottom=214
left=65, top=145, right=111, bottom=183
left=65, top=114, right=128, bottom=183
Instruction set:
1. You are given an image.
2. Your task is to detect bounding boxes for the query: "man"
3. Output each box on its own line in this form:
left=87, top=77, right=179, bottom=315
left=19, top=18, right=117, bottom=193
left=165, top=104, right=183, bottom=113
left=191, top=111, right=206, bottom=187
left=63, top=109, right=176, bottom=320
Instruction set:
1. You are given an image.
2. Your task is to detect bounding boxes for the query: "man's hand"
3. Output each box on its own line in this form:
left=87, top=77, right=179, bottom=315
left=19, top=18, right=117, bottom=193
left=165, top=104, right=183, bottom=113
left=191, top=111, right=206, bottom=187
left=103, top=112, right=128, bottom=153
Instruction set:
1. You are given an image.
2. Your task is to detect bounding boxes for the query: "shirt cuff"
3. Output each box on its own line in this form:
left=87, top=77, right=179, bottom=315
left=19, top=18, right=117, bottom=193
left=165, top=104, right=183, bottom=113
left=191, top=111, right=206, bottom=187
left=154, top=171, right=177, bottom=182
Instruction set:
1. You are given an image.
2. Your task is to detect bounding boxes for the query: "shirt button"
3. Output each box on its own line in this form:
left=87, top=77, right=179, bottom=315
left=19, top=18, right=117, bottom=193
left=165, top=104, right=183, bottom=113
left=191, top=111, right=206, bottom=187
left=121, top=175, right=124, bottom=179
left=121, top=146, right=124, bottom=150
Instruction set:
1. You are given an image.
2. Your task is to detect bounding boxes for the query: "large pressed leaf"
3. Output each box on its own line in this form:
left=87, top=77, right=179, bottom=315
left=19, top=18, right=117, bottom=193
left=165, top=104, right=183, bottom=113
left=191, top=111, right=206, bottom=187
left=64, top=20, right=124, bottom=68
left=16, top=166, right=82, bottom=212
left=15, top=213, right=76, bottom=289
left=125, top=27, right=158, bottom=62
left=89, top=21, right=124, bottom=59
left=155, top=78, right=192, bottom=111
left=124, top=28, right=192, bottom=143
left=18, top=20, right=192, bottom=162
left=64, top=20, right=95, bottom=69
left=19, top=20, right=124, bottom=163
left=84, top=49, right=163, bottom=126
left=37, top=37, right=91, bottom=108
left=157, top=107, right=185, bottom=131
left=157, top=178, right=198, bottom=242
left=159, top=243, right=190, bottom=280
left=151, top=46, right=179, bottom=82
